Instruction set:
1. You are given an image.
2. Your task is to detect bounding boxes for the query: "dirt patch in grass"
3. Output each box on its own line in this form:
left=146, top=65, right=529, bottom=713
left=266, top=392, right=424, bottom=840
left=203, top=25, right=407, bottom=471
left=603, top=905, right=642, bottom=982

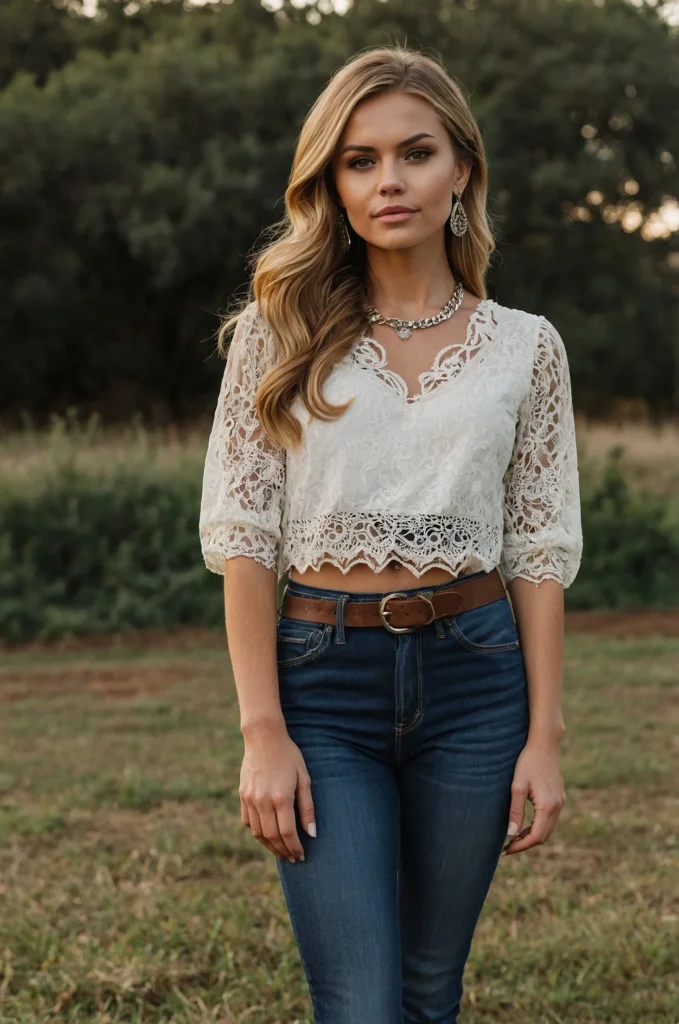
left=0, top=662, right=207, bottom=702
left=0, top=625, right=227, bottom=655
left=0, top=610, right=677, bottom=658
left=564, top=609, right=679, bottom=638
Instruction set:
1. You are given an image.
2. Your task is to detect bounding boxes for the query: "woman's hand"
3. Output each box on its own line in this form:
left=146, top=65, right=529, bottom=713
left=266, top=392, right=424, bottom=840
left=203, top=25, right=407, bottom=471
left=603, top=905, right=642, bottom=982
left=239, top=720, right=317, bottom=864
left=503, top=739, right=566, bottom=856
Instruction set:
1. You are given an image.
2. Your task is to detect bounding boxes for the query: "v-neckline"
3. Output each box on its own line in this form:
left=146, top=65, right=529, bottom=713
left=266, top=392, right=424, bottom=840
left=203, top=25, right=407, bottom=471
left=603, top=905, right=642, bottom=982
left=351, top=297, right=495, bottom=406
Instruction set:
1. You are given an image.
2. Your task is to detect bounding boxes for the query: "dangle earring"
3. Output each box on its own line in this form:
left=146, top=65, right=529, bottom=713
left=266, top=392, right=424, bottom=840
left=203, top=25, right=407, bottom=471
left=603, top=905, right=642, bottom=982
left=338, top=210, right=352, bottom=252
left=449, top=188, right=468, bottom=237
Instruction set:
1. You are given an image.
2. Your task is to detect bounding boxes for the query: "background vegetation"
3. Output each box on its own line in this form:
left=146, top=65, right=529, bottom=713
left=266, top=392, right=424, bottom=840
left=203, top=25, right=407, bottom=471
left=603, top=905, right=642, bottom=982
left=1, top=0, right=678, bottom=426
left=0, top=414, right=677, bottom=644
left=1, top=0, right=678, bottom=633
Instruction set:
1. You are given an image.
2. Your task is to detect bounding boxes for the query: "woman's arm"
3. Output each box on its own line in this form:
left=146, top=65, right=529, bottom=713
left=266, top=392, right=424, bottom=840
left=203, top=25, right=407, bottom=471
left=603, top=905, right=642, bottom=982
left=498, top=314, right=582, bottom=745
left=199, top=302, right=315, bottom=864
left=199, top=301, right=289, bottom=732
left=507, top=577, right=566, bottom=746
left=223, top=556, right=286, bottom=735
left=499, top=315, right=582, bottom=854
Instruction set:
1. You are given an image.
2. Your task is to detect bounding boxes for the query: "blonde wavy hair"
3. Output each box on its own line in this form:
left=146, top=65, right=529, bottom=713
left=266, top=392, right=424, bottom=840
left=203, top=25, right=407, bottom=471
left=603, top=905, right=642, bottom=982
left=217, top=44, right=496, bottom=451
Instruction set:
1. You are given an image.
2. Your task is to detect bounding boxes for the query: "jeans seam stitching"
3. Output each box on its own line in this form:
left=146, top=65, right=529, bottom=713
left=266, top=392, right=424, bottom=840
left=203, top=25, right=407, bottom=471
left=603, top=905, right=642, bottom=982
left=450, top=624, right=521, bottom=655
left=396, top=633, right=424, bottom=735
left=277, top=625, right=331, bottom=667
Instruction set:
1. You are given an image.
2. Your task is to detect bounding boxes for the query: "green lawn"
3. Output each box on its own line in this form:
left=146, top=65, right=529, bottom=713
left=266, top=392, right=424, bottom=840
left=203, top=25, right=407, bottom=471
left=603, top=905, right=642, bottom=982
left=0, top=630, right=677, bottom=1023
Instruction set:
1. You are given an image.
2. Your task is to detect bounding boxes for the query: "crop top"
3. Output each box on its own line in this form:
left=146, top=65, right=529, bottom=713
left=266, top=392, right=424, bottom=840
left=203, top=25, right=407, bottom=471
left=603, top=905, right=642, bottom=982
left=199, top=296, right=583, bottom=588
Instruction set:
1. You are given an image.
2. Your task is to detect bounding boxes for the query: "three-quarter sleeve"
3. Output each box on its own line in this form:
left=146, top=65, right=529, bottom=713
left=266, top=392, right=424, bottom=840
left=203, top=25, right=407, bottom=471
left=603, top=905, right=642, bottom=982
left=499, top=315, right=583, bottom=588
left=199, top=300, right=286, bottom=575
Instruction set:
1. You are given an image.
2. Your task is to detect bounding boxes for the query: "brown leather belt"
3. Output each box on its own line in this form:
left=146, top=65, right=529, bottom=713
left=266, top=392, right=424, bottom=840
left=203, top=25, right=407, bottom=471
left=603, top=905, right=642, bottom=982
left=279, top=567, right=508, bottom=635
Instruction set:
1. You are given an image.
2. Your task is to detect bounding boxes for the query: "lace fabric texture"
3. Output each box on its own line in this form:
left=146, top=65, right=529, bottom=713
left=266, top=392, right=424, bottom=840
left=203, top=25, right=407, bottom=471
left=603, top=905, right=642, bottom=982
left=199, top=298, right=583, bottom=587
left=351, top=297, right=495, bottom=405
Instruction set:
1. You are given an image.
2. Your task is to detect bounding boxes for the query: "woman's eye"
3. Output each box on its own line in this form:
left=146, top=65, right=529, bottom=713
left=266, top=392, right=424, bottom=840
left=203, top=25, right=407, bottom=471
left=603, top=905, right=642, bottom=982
left=347, top=148, right=432, bottom=170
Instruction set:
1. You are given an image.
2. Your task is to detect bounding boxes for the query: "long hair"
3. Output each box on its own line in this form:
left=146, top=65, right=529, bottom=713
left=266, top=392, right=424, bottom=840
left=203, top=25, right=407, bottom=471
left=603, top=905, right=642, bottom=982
left=217, top=44, right=496, bottom=451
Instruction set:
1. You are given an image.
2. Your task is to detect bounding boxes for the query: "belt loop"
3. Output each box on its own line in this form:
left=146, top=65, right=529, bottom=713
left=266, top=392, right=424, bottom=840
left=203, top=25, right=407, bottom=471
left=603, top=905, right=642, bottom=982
left=334, top=593, right=350, bottom=644
left=419, top=587, right=445, bottom=639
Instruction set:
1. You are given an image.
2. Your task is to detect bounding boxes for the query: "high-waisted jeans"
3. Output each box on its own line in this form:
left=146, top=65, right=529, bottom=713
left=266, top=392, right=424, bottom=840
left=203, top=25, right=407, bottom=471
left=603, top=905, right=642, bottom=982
left=274, top=567, right=530, bottom=1024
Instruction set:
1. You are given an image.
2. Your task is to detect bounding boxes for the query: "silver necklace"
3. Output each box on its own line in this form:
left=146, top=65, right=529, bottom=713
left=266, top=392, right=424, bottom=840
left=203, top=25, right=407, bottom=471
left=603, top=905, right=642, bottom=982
left=364, top=279, right=465, bottom=340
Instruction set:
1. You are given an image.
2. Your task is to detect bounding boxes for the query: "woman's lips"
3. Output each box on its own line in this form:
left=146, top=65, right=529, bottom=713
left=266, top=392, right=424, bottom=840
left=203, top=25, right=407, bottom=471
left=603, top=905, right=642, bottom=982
left=376, top=210, right=417, bottom=222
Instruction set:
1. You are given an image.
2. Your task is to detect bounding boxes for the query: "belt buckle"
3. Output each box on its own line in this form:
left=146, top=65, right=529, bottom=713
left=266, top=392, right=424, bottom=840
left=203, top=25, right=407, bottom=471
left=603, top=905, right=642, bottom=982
left=378, top=592, right=435, bottom=634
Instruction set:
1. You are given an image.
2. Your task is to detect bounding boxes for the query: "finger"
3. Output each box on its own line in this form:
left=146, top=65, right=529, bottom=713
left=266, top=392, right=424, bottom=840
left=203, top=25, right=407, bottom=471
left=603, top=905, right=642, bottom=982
left=240, top=797, right=250, bottom=829
left=503, top=804, right=554, bottom=855
left=259, top=836, right=287, bottom=860
left=502, top=823, right=532, bottom=854
left=538, top=802, right=565, bottom=845
left=296, top=775, right=317, bottom=839
left=525, top=804, right=554, bottom=845
left=506, top=785, right=527, bottom=841
left=276, top=800, right=305, bottom=860
left=259, top=803, right=297, bottom=862
left=502, top=823, right=533, bottom=855
left=242, top=798, right=284, bottom=856
left=246, top=804, right=281, bottom=858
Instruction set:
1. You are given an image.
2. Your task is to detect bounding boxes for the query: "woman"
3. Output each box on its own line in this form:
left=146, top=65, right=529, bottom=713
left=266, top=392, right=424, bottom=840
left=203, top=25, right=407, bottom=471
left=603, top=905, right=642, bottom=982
left=200, top=44, right=582, bottom=1024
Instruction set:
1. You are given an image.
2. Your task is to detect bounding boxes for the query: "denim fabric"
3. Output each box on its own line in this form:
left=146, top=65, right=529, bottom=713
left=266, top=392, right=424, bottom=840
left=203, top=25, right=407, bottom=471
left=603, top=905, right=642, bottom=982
left=275, top=568, right=530, bottom=1024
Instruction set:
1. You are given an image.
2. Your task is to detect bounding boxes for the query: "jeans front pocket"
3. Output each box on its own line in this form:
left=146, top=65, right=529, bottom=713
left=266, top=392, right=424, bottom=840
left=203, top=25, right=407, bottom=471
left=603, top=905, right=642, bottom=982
left=276, top=615, right=333, bottom=668
left=443, top=596, right=521, bottom=654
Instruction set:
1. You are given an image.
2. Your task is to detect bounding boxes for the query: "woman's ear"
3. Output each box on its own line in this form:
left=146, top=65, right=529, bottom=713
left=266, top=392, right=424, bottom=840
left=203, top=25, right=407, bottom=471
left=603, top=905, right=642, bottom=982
left=456, top=159, right=473, bottom=194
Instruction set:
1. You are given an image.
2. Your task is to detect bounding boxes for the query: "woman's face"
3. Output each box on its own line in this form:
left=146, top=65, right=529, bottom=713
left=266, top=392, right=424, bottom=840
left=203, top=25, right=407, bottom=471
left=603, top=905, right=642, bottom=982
left=331, top=89, right=471, bottom=252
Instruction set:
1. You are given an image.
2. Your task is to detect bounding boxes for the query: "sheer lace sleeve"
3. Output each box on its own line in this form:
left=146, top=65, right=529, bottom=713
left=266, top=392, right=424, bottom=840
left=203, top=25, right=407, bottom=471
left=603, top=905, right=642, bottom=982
left=199, top=301, right=286, bottom=575
left=499, top=316, right=583, bottom=588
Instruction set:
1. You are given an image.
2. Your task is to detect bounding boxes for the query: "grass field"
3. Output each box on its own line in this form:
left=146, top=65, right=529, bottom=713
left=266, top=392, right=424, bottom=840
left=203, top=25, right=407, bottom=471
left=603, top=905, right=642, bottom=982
left=1, top=624, right=678, bottom=1023
left=2, top=415, right=679, bottom=499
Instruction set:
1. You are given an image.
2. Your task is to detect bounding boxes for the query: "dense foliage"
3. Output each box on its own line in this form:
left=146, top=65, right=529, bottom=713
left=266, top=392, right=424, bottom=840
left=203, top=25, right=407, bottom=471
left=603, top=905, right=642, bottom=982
left=1, top=451, right=677, bottom=642
left=1, top=0, right=678, bottom=426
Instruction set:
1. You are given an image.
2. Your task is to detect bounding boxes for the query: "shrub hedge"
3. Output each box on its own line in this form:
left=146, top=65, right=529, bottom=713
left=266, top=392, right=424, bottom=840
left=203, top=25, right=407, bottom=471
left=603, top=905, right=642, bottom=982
left=1, top=453, right=677, bottom=643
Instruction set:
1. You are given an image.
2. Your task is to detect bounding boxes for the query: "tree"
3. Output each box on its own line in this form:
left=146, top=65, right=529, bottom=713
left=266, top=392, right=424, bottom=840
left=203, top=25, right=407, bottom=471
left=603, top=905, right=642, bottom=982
left=0, top=0, right=677, bottom=423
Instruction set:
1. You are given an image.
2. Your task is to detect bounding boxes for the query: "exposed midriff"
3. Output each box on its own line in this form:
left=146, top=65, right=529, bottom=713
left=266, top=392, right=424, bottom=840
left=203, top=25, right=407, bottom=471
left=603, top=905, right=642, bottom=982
left=287, top=556, right=476, bottom=593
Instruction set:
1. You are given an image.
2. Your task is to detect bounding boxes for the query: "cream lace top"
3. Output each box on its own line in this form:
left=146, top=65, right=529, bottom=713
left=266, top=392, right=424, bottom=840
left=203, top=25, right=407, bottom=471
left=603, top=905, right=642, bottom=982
left=199, top=297, right=583, bottom=587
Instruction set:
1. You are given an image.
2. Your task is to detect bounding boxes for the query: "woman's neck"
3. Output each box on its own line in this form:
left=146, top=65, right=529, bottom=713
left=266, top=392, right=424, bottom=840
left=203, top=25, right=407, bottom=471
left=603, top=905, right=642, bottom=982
left=364, top=240, right=458, bottom=317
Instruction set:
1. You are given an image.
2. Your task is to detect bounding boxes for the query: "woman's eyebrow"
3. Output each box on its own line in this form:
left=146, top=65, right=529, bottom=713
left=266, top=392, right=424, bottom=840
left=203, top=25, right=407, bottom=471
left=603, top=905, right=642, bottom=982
left=340, top=132, right=436, bottom=155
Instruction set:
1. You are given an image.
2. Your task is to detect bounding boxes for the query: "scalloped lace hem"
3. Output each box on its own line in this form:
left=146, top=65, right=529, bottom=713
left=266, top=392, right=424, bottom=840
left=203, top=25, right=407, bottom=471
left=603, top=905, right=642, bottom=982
left=202, top=545, right=573, bottom=588
left=279, top=550, right=494, bottom=580
left=501, top=568, right=571, bottom=588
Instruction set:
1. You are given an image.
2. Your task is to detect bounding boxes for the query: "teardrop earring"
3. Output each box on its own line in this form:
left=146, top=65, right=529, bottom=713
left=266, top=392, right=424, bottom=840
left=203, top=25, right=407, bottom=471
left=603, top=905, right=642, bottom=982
left=338, top=211, right=352, bottom=252
left=449, top=190, right=468, bottom=237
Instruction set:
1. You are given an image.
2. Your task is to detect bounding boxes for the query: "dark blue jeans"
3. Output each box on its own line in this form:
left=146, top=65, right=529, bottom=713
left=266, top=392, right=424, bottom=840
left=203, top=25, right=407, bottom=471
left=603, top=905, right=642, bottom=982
left=275, top=568, right=530, bottom=1024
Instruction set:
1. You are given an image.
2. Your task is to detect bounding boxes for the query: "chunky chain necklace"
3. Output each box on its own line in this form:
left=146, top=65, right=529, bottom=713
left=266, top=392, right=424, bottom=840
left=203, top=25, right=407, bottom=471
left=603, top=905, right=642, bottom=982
left=364, top=279, right=465, bottom=340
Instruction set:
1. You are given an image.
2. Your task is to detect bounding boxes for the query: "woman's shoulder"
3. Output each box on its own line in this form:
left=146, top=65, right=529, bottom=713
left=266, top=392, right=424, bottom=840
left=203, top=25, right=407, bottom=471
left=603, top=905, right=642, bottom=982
left=485, top=297, right=543, bottom=359
left=487, top=298, right=566, bottom=360
left=491, top=297, right=564, bottom=334
left=487, top=296, right=543, bottom=330
left=231, top=298, right=276, bottom=350
left=235, top=297, right=266, bottom=330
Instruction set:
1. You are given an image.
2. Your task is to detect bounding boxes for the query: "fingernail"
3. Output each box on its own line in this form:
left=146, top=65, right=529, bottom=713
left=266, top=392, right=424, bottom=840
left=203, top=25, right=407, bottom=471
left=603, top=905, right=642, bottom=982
left=308, top=822, right=317, bottom=838
left=507, top=822, right=518, bottom=836
left=299, top=854, right=305, bottom=862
